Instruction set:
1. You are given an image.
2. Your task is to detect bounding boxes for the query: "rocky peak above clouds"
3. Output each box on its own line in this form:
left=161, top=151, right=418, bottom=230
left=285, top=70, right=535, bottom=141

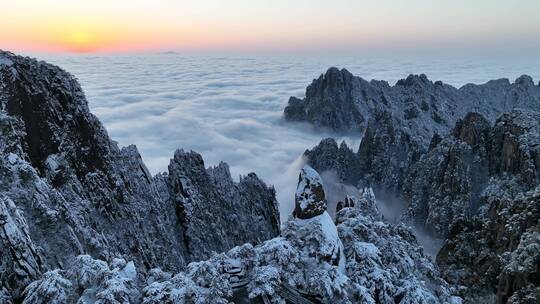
left=289, top=67, right=540, bottom=303
left=285, top=67, right=540, bottom=141
left=143, top=167, right=459, bottom=303
left=0, top=50, right=280, bottom=302
left=404, top=110, right=540, bottom=237
left=293, top=165, right=327, bottom=219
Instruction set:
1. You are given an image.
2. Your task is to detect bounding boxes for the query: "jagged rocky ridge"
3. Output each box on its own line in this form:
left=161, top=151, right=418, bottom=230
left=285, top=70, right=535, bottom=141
left=305, top=110, right=540, bottom=238
left=0, top=50, right=280, bottom=302
left=294, top=68, right=540, bottom=193
left=296, top=68, right=540, bottom=234
left=290, top=68, right=540, bottom=303
left=404, top=110, right=540, bottom=236
left=16, top=165, right=461, bottom=303
left=437, top=186, right=540, bottom=303
left=285, top=67, right=540, bottom=139
left=409, top=111, right=540, bottom=302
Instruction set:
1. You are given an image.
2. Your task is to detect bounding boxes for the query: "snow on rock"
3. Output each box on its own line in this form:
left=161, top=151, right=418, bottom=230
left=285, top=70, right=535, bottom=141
left=0, top=55, right=13, bottom=66
left=22, top=270, right=72, bottom=304
left=22, top=255, right=140, bottom=304
left=299, top=70, right=540, bottom=236
left=290, top=166, right=346, bottom=270
left=285, top=68, right=540, bottom=303
left=404, top=110, right=540, bottom=237
left=0, top=49, right=280, bottom=302
left=294, top=165, right=327, bottom=219
left=499, top=230, right=540, bottom=303
left=161, top=149, right=280, bottom=260
left=437, top=186, right=540, bottom=302
left=336, top=193, right=457, bottom=303
left=305, top=110, right=540, bottom=242
left=134, top=167, right=459, bottom=303
left=339, top=188, right=381, bottom=220
left=0, top=194, right=43, bottom=300
left=14, top=166, right=462, bottom=303
left=285, top=67, right=540, bottom=139
left=284, top=211, right=346, bottom=272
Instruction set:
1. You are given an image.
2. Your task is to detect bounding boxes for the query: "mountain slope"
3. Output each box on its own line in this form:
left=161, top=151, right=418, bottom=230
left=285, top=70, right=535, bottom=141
left=285, top=67, right=540, bottom=141
left=0, top=50, right=280, bottom=302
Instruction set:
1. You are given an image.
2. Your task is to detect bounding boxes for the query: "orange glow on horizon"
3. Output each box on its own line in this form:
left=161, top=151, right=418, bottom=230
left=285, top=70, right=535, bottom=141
left=1, top=1, right=538, bottom=54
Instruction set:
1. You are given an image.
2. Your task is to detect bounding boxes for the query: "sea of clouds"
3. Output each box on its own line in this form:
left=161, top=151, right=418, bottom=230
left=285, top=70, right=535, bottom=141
left=34, top=53, right=540, bottom=221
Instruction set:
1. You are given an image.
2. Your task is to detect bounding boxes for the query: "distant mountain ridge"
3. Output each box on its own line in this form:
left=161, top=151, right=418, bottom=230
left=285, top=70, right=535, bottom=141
left=285, top=67, right=540, bottom=143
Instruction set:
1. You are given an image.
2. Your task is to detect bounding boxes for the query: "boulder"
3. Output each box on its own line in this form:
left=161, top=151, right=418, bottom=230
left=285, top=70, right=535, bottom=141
left=293, top=165, right=327, bottom=219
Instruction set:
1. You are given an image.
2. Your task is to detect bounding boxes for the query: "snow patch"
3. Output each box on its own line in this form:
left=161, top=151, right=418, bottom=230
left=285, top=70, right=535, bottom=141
left=119, top=261, right=137, bottom=281
left=353, top=242, right=380, bottom=259
left=0, top=56, right=13, bottom=66
left=7, top=153, right=20, bottom=165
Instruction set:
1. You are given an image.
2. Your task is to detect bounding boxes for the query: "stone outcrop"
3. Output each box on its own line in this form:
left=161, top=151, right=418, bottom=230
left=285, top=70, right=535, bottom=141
left=285, top=67, right=365, bottom=131
left=304, top=110, right=425, bottom=194
left=294, top=68, right=540, bottom=194
left=437, top=187, right=540, bottom=303
left=293, top=165, right=327, bottom=219
left=404, top=110, right=540, bottom=237
left=136, top=167, right=459, bottom=303
left=285, top=67, right=540, bottom=140
left=0, top=50, right=280, bottom=302
left=304, top=108, right=540, bottom=240
left=303, top=138, right=361, bottom=185
left=292, top=69, right=540, bottom=303
left=335, top=188, right=458, bottom=303
left=158, top=151, right=280, bottom=260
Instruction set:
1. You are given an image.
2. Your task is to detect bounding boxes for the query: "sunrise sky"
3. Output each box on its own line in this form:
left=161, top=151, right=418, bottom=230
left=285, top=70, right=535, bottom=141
left=1, top=0, right=539, bottom=54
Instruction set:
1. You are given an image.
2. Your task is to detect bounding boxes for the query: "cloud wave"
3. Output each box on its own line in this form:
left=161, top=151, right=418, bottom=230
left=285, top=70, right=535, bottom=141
left=35, top=53, right=540, bottom=221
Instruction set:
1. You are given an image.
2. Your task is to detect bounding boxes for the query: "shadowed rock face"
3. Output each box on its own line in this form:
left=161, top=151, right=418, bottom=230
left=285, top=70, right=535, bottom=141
left=294, top=67, right=540, bottom=197
left=451, top=112, right=491, bottom=148
left=285, top=67, right=540, bottom=139
left=300, top=71, right=540, bottom=239
left=489, top=111, right=540, bottom=183
left=293, top=165, right=327, bottom=219
left=285, top=67, right=365, bottom=131
left=294, top=69, right=540, bottom=303
left=304, top=138, right=362, bottom=185
left=436, top=188, right=540, bottom=303
left=15, top=168, right=459, bottom=303
left=404, top=110, right=540, bottom=237
left=159, top=150, right=280, bottom=260
left=0, top=50, right=280, bottom=302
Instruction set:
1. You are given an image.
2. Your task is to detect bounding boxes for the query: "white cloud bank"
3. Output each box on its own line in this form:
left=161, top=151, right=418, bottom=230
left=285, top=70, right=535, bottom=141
left=37, top=53, right=540, bottom=222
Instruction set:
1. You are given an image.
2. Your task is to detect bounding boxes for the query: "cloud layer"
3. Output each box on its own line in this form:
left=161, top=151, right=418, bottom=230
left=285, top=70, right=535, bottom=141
left=37, top=53, right=540, bottom=221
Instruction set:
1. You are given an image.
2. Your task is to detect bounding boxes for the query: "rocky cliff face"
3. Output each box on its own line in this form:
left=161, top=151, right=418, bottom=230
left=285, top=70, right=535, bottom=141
left=0, top=50, right=280, bottom=302
left=304, top=138, right=362, bottom=186
left=292, top=68, right=540, bottom=303
left=285, top=67, right=540, bottom=140
left=157, top=151, right=280, bottom=261
left=404, top=110, right=540, bottom=237
left=292, top=68, right=540, bottom=194
left=300, top=69, right=540, bottom=238
left=436, top=187, right=540, bottom=303
left=2, top=160, right=459, bottom=302
left=306, top=110, right=539, bottom=239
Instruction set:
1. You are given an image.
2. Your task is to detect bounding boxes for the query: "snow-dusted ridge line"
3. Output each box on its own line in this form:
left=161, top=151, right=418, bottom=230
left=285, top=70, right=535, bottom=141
left=18, top=165, right=461, bottom=303
left=0, top=50, right=280, bottom=303
left=285, top=67, right=540, bottom=141
left=298, top=68, right=540, bottom=303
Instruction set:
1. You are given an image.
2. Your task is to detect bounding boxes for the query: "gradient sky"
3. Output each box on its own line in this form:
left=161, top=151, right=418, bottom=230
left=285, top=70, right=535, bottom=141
left=1, top=0, right=539, bottom=53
